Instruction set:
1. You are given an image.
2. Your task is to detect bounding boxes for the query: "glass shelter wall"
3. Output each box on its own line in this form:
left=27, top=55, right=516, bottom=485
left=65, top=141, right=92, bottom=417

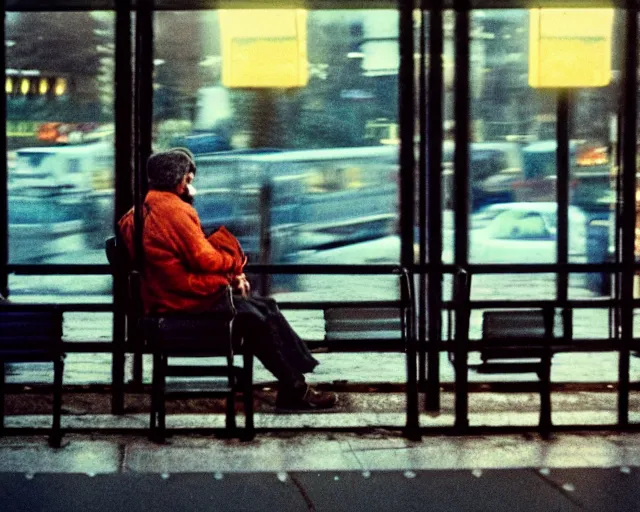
left=5, top=11, right=115, bottom=299
left=1, top=1, right=639, bottom=433
left=152, top=10, right=402, bottom=298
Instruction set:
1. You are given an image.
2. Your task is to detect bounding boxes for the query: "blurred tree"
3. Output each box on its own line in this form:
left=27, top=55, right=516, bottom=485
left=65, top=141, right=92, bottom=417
left=6, top=12, right=112, bottom=122
left=154, top=11, right=215, bottom=121
left=230, top=15, right=387, bottom=150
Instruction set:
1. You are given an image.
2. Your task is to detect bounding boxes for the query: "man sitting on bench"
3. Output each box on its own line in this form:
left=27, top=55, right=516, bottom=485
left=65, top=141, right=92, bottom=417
left=118, top=149, right=338, bottom=411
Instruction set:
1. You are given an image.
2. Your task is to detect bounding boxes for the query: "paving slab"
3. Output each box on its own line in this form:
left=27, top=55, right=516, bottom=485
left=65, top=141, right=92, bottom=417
left=0, top=470, right=590, bottom=512
left=0, top=473, right=306, bottom=512
left=293, top=470, right=581, bottom=512
left=0, top=440, right=120, bottom=474
left=124, top=435, right=362, bottom=473
left=536, top=467, right=640, bottom=512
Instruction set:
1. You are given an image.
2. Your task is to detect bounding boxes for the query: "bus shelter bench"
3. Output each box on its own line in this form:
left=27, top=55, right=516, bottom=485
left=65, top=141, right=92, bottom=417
left=476, top=308, right=554, bottom=436
left=321, top=306, right=406, bottom=352
left=478, top=309, right=555, bottom=375
left=275, top=293, right=419, bottom=440
left=451, top=268, right=554, bottom=438
left=142, top=298, right=254, bottom=444
left=0, top=307, right=65, bottom=447
left=105, top=235, right=254, bottom=443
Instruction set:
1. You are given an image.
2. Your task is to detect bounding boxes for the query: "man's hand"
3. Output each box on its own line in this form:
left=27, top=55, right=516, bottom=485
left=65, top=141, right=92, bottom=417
left=233, top=273, right=251, bottom=298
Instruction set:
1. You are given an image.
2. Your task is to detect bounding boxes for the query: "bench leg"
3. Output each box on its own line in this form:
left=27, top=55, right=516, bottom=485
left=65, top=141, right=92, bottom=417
left=150, top=352, right=157, bottom=435
left=49, top=359, right=63, bottom=448
left=150, top=351, right=164, bottom=443
left=0, top=363, right=5, bottom=436
left=157, top=354, right=167, bottom=443
left=404, top=328, right=421, bottom=441
left=242, top=351, right=254, bottom=441
left=538, top=360, right=552, bottom=439
left=226, top=376, right=237, bottom=434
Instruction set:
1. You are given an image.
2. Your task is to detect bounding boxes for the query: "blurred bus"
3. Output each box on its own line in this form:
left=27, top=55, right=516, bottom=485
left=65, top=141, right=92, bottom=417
left=8, top=141, right=114, bottom=263
left=192, top=146, right=399, bottom=265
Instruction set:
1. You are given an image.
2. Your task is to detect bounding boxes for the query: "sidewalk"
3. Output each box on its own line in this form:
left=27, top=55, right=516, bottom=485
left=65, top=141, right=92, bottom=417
left=1, top=432, right=640, bottom=511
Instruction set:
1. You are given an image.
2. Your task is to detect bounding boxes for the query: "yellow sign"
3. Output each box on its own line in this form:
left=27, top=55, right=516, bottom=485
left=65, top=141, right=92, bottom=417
left=529, top=8, right=614, bottom=88
left=219, top=9, right=308, bottom=88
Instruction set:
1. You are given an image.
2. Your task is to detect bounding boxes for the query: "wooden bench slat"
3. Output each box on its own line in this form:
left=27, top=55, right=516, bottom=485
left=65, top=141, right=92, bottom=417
left=325, top=331, right=402, bottom=341
left=326, top=319, right=402, bottom=332
left=325, top=308, right=402, bottom=321
left=483, top=311, right=548, bottom=340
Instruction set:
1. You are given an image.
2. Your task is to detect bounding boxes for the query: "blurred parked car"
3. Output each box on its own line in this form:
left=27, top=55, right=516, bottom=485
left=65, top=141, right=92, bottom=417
left=297, top=203, right=588, bottom=267
left=470, top=202, right=587, bottom=264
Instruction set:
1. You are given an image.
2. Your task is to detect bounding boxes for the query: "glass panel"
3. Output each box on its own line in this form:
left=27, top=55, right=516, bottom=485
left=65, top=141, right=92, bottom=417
left=6, top=12, right=115, bottom=276
left=7, top=275, right=113, bottom=302
left=566, top=12, right=621, bottom=300
left=154, top=10, right=400, bottom=295
left=471, top=273, right=556, bottom=301
left=467, top=10, right=558, bottom=266
left=572, top=308, right=610, bottom=340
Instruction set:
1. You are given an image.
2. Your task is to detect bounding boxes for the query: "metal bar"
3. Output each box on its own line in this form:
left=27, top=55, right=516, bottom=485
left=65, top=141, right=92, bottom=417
left=426, top=0, right=444, bottom=412
left=401, top=269, right=420, bottom=439
left=133, top=0, right=154, bottom=387
left=5, top=0, right=635, bottom=12
left=613, top=106, right=623, bottom=342
left=453, top=0, right=470, bottom=431
left=556, top=89, right=570, bottom=343
left=418, top=0, right=427, bottom=398
left=245, top=264, right=410, bottom=275
left=0, top=303, right=113, bottom=312
left=420, top=262, right=627, bottom=273
left=133, top=0, right=153, bottom=273
left=56, top=336, right=640, bottom=355
left=463, top=299, right=618, bottom=309
left=619, top=0, right=637, bottom=427
left=398, top=0, right=415, bottom=272
left=454, top=1, right=470, bottom=268
left=3, top=0, right=636, bottom=12
left=0, top=5, right=7, bottom=298
left=6, top=261, right=631, bottom=276
left=111, top=0, right=133, bottom=416
left=399, top=0, right=417, bottom=439
left=2, top=297, right=624, bottom=313
left=114, top=5, right=134, bottom=223
left=277, top=300, right=404, bottom=309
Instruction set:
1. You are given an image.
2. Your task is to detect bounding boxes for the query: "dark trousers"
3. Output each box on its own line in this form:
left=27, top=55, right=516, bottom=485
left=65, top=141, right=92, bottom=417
left=231, top=296, right=319, bottom=388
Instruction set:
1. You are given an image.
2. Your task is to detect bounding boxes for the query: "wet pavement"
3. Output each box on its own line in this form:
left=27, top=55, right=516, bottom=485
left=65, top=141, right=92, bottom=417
left=2, top=433, right=640, bottom=511
left=5, top=242, right=640, bottom=509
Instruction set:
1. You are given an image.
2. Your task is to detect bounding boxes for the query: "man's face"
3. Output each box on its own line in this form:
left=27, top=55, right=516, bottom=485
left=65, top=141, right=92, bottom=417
left=178, top=171, right=196, bottom=205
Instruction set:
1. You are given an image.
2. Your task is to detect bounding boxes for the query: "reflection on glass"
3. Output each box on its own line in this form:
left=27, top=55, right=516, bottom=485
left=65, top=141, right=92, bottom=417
left=460, top=9, right=620, bottom=304
left=153, top=10, right=401, bottom=296
left=6, top=12, right=115, bottom=276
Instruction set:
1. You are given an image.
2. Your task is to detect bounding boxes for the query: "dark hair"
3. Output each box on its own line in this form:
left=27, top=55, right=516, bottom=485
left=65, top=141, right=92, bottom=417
left=146, top=151, right=196, bottom=191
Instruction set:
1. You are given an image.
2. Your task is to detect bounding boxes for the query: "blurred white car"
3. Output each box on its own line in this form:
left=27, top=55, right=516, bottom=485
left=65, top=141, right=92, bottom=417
left=470, top=202, right=588, bottom=264
left=296, top=203, right=588, bottom=266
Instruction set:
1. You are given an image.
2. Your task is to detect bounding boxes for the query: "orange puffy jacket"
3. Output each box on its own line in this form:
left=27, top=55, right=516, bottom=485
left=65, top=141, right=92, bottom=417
left=118, top=190, right=245, bottom=314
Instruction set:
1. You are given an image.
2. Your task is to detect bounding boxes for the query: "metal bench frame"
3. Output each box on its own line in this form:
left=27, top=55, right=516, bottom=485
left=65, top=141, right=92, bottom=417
left=105, top=236, right=254, bottom=443
left=260, top=265, right=419, bottom=440
left=452, top=268, right=554, bottom=438
left=0, top=307, right=65, bottom=447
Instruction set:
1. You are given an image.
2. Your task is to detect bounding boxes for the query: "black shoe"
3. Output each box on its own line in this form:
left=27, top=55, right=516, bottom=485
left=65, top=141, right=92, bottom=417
left=275, top=384, right=338, bottom=412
